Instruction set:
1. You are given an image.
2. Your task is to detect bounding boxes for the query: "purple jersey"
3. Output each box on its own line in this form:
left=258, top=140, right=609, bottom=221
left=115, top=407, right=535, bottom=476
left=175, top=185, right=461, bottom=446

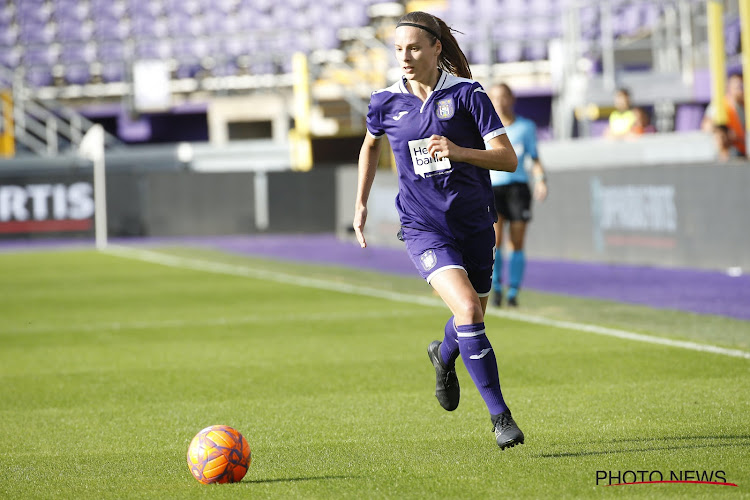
left=366, top=71, right=506, bottom=239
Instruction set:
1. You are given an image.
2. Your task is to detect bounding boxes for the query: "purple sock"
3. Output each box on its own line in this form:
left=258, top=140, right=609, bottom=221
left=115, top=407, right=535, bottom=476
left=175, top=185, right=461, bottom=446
left=456, top=322, right=508, bottom=415
left=440, top=316, right=460, bottom=366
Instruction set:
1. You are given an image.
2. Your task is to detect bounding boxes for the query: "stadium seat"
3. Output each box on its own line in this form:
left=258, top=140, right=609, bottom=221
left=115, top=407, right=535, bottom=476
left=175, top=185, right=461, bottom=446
left=0, top=0, right=738, bottom=92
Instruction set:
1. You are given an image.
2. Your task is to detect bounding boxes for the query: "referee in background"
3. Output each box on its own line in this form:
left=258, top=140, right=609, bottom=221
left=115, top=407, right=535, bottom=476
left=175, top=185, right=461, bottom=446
left=487, top=83, right=547, bottom=307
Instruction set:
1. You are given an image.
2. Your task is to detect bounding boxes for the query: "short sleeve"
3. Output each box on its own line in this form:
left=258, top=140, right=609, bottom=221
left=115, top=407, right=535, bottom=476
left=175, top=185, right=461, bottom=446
left=467, top=83, right=505, bottom=143
left=526, top=121, right=539, bottom=160
left=366, top=94, right=384, bottom=139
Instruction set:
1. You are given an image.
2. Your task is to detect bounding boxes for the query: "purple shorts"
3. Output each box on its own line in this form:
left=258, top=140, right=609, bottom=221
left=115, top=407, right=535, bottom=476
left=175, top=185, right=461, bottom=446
left=400, top=225, right=495, bottom=296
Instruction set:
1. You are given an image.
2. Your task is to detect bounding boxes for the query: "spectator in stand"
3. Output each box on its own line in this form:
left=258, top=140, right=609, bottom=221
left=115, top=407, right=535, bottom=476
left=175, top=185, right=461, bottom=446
left=630, top=107, right=656, bottom=135
left=604, top=88, right=635, bottom=139
left=702, top=72, right=746, bottom=160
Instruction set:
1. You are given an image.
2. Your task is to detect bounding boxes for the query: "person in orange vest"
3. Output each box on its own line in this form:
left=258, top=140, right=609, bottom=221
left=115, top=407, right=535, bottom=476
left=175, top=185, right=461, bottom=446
left=702, top=72, right=746, bottom=160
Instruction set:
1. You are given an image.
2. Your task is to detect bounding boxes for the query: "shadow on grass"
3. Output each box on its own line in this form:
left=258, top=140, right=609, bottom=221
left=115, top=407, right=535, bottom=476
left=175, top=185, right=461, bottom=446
left=242, top=475, right=355, bottom=485
left=538, top=435, right=750, bottom=458
left=608, top=435, right=750, bottom=444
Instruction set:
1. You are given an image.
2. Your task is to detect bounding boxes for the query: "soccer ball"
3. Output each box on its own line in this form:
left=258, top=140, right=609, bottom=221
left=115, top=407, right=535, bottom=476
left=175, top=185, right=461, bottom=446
left=186, top=425, right=251, bottom=484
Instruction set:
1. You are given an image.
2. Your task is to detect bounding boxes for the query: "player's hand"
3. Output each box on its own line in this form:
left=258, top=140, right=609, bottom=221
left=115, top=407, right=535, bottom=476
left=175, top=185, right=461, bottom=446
left=427, top=135, right=462, bottom=162
left=534, top=180, right=548, bottom=201
left=353, top=205, right=368, bottom=248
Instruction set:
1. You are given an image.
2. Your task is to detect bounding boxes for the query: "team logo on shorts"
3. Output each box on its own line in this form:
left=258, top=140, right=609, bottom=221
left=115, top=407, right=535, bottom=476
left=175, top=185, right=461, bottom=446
left=420, top=250, right=437, bottom=271
left=436, top=98, right=455, bottom=120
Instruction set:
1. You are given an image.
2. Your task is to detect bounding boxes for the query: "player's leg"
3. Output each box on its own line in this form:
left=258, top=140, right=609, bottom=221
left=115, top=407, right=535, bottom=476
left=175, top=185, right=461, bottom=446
left=458, top=225, right=524, bottom=449
left=505, top=183, right=533, bottom=307
left=427, top=313, right=460, bottom=411
left=402, top=229, right=465, bottom=411
left=432, top=268, right=523, bottom=449
left=491, top=217, right=505, bottom=306
left=491, top=185, right=509, bottom=307
left=506, top=220, right=527, bottom=306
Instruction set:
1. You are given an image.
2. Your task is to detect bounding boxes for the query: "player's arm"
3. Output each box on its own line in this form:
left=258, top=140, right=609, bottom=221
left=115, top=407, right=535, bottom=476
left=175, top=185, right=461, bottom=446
left=426, top=133, right=517, bottom=172
left=353, top=133, right=382, bottom=248
left=527, top=123, right=547, bottom=201
left=530, top=158, right=548, bottom=201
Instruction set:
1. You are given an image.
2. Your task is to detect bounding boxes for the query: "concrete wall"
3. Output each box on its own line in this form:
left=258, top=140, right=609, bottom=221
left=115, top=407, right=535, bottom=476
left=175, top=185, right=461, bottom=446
left=0, top=162, right=335, bottom=238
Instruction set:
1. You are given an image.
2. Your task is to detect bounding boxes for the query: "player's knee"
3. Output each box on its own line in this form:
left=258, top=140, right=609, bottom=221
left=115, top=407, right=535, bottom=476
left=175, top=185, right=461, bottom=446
left=454, top=299, right=484, bottom=324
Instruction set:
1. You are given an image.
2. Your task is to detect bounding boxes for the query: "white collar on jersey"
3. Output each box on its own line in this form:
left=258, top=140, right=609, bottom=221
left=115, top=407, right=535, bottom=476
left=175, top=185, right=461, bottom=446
left=373, top=71, right=476, bottom=112
left=396, top=70, right=474, bottom=94
left=399, top=71, right=475, bottom=112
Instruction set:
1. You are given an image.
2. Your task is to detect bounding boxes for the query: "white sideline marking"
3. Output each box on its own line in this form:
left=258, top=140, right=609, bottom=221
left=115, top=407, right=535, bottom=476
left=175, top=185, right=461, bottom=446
left=104, top=245, right=750, bottom=360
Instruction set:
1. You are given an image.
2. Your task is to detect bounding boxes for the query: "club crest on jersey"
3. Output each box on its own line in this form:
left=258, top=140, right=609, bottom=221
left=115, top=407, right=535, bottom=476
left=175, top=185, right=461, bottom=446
left=420, top=250, right=437, bottom=271
left=436, top=98, right=454, bottom=120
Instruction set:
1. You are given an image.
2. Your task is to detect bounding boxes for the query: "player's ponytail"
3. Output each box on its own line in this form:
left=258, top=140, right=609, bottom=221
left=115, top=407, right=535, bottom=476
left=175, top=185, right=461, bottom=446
left=397, top=11, right=472, bottom=80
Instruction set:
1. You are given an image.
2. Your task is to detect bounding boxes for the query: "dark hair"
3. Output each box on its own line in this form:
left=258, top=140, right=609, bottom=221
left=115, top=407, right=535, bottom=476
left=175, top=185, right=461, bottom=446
left=616, top=87, right=630, bottom=97
left=396, top=11, right=472, bottom=79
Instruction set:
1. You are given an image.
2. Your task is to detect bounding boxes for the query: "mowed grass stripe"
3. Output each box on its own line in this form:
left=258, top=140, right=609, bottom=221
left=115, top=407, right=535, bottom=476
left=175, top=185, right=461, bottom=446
left=1, top=309, right=424, bottom=335
left=105, top=245, right=750, bottom=360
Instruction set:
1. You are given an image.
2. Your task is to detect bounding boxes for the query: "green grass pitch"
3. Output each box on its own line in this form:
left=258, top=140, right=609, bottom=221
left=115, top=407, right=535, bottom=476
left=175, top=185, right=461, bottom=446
left=0, top=247, right=748, bottom=499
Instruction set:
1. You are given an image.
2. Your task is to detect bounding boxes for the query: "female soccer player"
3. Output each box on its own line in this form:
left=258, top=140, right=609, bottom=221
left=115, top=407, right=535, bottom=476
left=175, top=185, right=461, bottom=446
left=352, top=11, right=524, bottom=450
left=488, top=83, right=548, bottom=308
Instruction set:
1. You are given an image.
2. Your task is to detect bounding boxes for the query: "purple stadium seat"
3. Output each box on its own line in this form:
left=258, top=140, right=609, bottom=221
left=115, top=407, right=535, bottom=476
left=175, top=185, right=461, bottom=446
left=57, top=20, right=95, bottom=42
left=134, top=39, right=172, bottom=60
left=187, top=16, right=207, bottom=37
left=528, top=18, right=553, bottom=41
left=131, top=18, right=169, bottom=38
left=0, top=46, right=22, bottom=68
left=26, top=66, right=54, bottom=87
left=24, top=46, right=58, bottom=66
left=211, top=61, right=239, bottom=77
left=249, top=60, right=274, bottom=75
left=0, top=24, right=18, bottom=46
left=100, top=61, right=126, bottom=83
left=60, top=43, right=97, bottom=65
left=525, top=41, right=548, bottom=61
left=55, top=2, right=89, bottom=22
left=17, top=3, right=51, bottom=23
left=93, top=18, right=130, bottom=40
left=311, top=26, right=339, bottom=50
left=642, top=3, right=660, bottom=29
left=0, top=4, right=15, bottom=25
left=223, top=36, right=247, bottom=58
left=497, top=41, right=523, bottom=63
left=64, top=63, right=91, bottom=85
left=167, top=12, right=193, bottom=36
left=616, top=4, right=642, bottom=36
left=469, top=41, right=492, bottom=65
left=19, top=20, right=57, bottom=45
left=98, top=41, right=127, bottom=62
left=341, top=3, right=368, bottom=27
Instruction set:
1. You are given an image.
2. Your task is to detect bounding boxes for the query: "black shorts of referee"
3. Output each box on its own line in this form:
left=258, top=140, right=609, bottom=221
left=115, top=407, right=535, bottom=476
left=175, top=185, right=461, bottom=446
left=492, top=182, right=532, bottom=222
